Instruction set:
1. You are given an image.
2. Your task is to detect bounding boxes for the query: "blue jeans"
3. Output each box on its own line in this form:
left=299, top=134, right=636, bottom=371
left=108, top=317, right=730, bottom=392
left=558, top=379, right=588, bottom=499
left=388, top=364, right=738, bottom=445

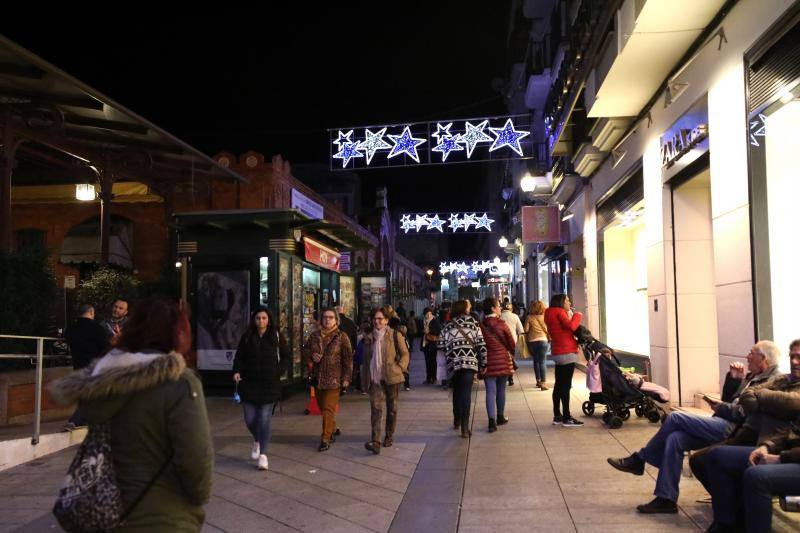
left=243, top=401, right=274, bottom=454
left=707, top=445, right=800, bottom=533
left=636, top=411, right=733, bottom=502
left=528, top=341, right=548, bottom=382
left=484, top=376, right=507, bottom=420
left=452, top=369, right=476, bottom=427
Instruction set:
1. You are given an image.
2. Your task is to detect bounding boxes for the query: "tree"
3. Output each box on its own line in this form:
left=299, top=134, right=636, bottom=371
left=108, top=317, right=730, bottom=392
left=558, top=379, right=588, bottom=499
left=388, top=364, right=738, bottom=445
left=0, top=249, right=58, bottom=336
left=77, top=267, right=140, bottom=320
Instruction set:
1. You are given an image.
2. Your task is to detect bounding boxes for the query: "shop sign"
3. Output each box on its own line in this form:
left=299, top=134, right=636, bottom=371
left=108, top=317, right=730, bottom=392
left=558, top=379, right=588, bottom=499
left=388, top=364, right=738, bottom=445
left=521, top=206, right=561, bottom=244
left=660, top=123, right=708, bottom=168
left=304, top=237, right=340, bottom=272
left=339, top=251, right=351, bottom=272
left=291, top=188, right=324, bottom=220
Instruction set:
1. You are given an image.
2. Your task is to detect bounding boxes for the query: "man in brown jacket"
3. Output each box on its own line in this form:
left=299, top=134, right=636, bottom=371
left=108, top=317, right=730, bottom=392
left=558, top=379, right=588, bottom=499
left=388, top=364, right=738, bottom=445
left=361, top=307, right=410, bottom=454
left=303, top=308, right=353, bottom=452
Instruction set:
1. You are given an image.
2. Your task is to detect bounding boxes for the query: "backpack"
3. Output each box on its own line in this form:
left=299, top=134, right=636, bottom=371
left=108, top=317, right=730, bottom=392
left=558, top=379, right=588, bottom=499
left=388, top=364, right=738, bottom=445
left=54, top=422, right=171, bottom=532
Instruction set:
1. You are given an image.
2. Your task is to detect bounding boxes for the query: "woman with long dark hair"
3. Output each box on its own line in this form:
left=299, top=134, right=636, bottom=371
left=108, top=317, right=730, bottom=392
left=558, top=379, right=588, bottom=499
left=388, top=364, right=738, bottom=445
left=524, top=300, right=550, bottom=390
left=232, top=307, right=289, bottom=470
left=50, top=298, right=213, bottom=531
left=544, top=293, right=583, bottom=427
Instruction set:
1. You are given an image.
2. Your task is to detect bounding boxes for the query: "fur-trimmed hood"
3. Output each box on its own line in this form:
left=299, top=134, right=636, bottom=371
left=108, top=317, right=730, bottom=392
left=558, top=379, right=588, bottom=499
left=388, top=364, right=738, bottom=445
left=49, top=349, right=186, bottom=423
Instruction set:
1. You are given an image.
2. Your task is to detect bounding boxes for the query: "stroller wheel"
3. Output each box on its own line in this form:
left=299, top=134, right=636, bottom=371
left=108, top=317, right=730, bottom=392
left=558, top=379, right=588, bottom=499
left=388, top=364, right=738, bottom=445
left=646, top=409, right=661, bottom=423
left=620, top=408, right=631, bottom=421
left=601, top=411, right=611, bottom=424
left=634, top=404, right=644, bottom=417
left=609, top=416, right=623, bottom=429
left=582, top=401, right=595, bottom=416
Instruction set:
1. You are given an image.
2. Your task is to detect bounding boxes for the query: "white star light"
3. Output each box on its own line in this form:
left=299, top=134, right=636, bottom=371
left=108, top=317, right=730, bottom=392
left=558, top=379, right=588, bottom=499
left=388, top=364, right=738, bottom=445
left=448, top=213, right=464, bottom=231
left=488, top=118, right=530, bottom=156
left=400, top=214, right=415, bottom=234
left=458, top=120, right=493, bottom=158
left=749, top=113, right=766, bottom=147
left=332, top=141, right=364, bottom=168
left=432, top=122, right=454, bottom=140
left=462, top=213, right=477, bottom=231
left=387, top=126, right=427, bottom=163
left=333, top=130, right=354, bottom=146
left=474, top=213, right=495, bottom=231
left=358, top=127, right=392, bottom=165
left=413, top=214, right=429, bottom=232
left=427, top=214, right=445, bottom=232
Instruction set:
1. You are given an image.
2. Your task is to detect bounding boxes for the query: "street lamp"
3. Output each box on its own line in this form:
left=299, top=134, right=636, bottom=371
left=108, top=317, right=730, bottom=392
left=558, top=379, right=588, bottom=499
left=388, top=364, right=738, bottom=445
left=426, top=268, right=434, bottom=280
left=520, top=173, right=536, bottom=192
left=498, top=236, right=509, bottom=248
left=75, top=183, right=96, bottom=201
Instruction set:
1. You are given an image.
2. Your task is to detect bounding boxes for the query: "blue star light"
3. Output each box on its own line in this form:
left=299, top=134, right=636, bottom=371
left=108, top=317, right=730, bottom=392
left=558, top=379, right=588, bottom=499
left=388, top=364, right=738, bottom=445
left=388, top=126, right=427, bottom=163
left=332, top=141, right=364, bottom=168
left=400, top=214, right=415, bottom=234
left=488, top=118, right=530, bottom=156
left=462, top=213, right=477, bottom=231
left=427, top=214, right=445, bottom=232
left=432, top=135, right=464, bottom=162
left=458, top=120, right=494, bottom=158
left=448, top=213, right=464, bottom=232
left=333, top=130, right=354, bottom=146
left=413, top=214, right=429, bottom=232
left=358, top=127, right=392, bottom=165
left=474, top=213, right=495, bottom=231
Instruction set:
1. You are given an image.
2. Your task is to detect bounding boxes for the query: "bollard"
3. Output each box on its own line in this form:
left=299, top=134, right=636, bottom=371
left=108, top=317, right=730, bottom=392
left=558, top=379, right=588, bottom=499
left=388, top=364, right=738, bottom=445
left=32, top=338, right=44, bottom=445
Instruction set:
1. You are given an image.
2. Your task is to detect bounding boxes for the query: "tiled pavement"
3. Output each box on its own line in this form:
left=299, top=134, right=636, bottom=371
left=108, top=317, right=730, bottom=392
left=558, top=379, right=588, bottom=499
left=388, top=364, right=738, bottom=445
left=0, top=347, right=735, bottom=532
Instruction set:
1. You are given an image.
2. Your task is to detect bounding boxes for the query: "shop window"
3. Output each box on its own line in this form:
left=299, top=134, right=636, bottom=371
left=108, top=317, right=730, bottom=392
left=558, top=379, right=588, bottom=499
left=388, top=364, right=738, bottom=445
left=15, top=228, right=46, bottom=252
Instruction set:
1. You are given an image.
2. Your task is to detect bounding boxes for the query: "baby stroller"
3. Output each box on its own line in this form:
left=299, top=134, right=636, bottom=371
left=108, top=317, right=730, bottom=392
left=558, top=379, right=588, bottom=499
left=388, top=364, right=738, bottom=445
left=576, top=326, right=668, bottom=429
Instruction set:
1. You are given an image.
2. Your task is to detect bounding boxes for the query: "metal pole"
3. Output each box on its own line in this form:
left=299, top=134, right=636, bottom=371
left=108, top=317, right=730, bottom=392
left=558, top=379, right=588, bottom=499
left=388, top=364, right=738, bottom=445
left=32, top=337, right=44, bottom=445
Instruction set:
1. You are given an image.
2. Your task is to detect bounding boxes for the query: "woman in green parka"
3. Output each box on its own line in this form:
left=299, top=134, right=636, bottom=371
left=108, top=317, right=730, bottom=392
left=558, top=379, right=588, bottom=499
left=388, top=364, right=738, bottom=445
left=50, top=298, right=214, bottom=532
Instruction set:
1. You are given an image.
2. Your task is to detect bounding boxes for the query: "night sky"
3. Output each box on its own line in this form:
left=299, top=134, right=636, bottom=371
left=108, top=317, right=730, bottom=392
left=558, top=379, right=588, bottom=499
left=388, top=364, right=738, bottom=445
left=4, top=6, right=512, bottom=259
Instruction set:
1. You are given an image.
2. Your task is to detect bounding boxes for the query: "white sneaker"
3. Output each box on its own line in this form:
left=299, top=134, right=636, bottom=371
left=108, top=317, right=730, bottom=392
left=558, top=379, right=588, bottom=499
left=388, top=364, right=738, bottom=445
left=257, top=454, right=269, bottom=470
left=250, top=441, right=260, bottom=460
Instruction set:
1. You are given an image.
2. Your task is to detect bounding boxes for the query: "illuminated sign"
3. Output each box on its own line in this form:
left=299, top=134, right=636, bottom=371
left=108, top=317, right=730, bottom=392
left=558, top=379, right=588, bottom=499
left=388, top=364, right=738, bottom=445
left=439, top=260, right=510, bottom=277
left=660, top=123, right=708, bottom=168
left=399, top=212, right=495, bottom=234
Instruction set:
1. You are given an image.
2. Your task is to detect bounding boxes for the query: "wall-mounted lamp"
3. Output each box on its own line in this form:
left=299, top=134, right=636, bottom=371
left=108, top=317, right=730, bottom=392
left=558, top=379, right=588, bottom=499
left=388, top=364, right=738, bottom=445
left=561, top=210, right=574, bottom=222
left=498, top=236, right=509, bottom=248
left=75, top=183, right=96, bottom=201
left=520, top=173, right=536, bottom=192
left=174, top=261, right=183, bottom=269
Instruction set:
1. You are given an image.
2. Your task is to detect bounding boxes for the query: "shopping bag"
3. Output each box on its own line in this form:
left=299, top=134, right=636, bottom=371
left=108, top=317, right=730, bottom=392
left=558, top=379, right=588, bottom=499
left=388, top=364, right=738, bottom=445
left=586, top=358, right=602, bottom=393
left=516, top=335, right=530, bottom=359
left=435, top=351, right=447, bottom=381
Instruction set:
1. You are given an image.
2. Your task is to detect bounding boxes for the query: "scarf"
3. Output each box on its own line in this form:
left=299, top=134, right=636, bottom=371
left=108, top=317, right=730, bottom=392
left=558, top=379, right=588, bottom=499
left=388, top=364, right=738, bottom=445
left=370, top=327, right=387, bottom=385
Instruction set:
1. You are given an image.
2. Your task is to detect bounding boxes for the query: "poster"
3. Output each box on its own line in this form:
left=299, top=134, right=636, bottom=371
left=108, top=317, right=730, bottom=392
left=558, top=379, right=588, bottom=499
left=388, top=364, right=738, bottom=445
left=360, top=276, right=387, bottom=318
left=196, top=270, right=250, bottom=371
left=340, top=276, right=356, bottom=319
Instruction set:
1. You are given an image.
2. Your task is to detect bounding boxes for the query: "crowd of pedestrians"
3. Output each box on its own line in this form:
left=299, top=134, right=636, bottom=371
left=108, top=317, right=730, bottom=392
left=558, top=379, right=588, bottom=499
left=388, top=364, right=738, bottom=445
left=48, top=292, right=800, bottom=533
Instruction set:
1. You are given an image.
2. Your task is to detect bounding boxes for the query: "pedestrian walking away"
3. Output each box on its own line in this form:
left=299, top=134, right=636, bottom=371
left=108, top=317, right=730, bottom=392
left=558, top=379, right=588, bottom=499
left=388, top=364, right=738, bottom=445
left=524, top=300, right=550, bottom=391
left=500, top=302, right=523, bottom=386
left=438, top=300, right=487, bottom=438
left=63, top=303, right=109, bottom=429
left=303, top=307, right=353, bottom=452
left=544, top=293, right=584, bottom=427
left=480, top=297, right=515, bottom=433
left=362, top=307, right=410, bottom=454
left=232, top=307, right=290, bottom=470
left=49, top=297, right=213, bottom=532
left=421, top=307, right=441, bottom=385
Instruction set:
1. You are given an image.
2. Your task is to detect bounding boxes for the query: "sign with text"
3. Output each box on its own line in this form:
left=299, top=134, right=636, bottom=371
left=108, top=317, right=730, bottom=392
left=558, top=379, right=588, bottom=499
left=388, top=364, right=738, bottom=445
left=521, top=206, right=561, bottom=244
left=291, top=188, right=324, bottom=220
left=304, top=237, right=340, bottom=272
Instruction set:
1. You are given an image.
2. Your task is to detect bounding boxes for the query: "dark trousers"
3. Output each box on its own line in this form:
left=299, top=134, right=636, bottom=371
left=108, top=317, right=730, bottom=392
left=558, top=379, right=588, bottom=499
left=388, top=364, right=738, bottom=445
left=408, top=336, right=415, bottom=351
left=423, top=343, right=437, bottom=383
left=529, top=341, right=548, bottom=382
left=452, top=369, right=476, bottom=429
left=689, top=425, right=759, bottom=493
left=552, top=363, right=575, bottom=418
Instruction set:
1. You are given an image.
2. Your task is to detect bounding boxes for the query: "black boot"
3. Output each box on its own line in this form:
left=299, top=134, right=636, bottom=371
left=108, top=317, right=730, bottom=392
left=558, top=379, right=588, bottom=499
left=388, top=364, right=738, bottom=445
left=488, top=418, right=497, bottom=433
left=460, top=414, right=471, bottom=438
left=496, top=415, right=509, bottom=426
left=453, top=415, right=461, bottom=430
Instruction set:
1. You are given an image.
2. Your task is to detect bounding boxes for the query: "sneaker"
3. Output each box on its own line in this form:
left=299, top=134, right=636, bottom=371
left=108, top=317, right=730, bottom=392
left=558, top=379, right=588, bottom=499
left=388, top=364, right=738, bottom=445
left=607, top=454, right=645, bottom=476
left=496, top=415, right=509, bottom=426
left=561, top=416, right=584, bottom=427
left=257, top=454, right=269, bottom=470
left=365, top=441, right=381, bottom=455
left=318, top=441, right=330, bottom=452
left=552, top=416, right=563, bottom=425
left=488, top=418, right=497, bottom=433
left=250, top=441, right=260, bottom=460
left=404, top=386, right=411, bottom=391
left=636, top=496, right=677, bottom=514
left=383, top=436, right=393, bottom=447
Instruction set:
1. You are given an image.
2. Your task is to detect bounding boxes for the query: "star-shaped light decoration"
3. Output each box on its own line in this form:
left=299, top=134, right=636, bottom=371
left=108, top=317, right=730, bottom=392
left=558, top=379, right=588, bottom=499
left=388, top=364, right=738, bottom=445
left=448, top=213, right=464, bottom=232
left=439, top=261, right=450, bottom=275
left=332, top=141, right=364, bottom=168
left=413, top=214, right=429, bottom=232
left=488, top=118, right=530, bottom=156
left=474, top=212, right=495, bottom=231
left=456, top=262, right=470, bottom=274
left=333, top=130, right=354, bottom=147
left=387, top=126, right=427, bottom=163
left=461, top=213, right=477, bottom=231
left=749, top=113, right=766, bottom=147
left=432, top=122, right=454, bottom=140
left=400, top=214, right=415, bottom=234
left=458, top=120, right=493, bottom=158
left=427, top=214, right=445, bottom=232
left=432, top=134, right=464, bottom=162
left=358, top=127, right=392, bottom=165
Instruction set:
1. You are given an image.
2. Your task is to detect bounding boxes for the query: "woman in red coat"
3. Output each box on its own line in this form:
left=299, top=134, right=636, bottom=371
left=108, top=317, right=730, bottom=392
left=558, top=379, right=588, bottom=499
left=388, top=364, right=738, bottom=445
left=544, top=293, right=584, bottom=427
left=480, top=297, right=516, bottom=433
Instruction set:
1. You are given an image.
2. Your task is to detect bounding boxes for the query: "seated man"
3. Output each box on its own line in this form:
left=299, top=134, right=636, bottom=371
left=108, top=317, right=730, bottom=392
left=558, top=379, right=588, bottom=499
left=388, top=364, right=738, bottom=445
left=607, top=340, right=782, bottom=514
left=704, top=343, right=800, bottom=533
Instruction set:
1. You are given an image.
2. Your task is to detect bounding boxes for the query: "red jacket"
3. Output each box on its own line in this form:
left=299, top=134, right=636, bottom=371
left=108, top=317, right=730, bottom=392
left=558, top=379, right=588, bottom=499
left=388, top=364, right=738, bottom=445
left=544, top=307, right=583, bottom=355
left=480, top=317, right=515, bottom=377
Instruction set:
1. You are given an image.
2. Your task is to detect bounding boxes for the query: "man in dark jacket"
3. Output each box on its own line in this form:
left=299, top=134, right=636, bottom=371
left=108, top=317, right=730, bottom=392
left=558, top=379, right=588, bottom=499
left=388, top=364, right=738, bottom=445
left=63, top=304, right=108, bottom=428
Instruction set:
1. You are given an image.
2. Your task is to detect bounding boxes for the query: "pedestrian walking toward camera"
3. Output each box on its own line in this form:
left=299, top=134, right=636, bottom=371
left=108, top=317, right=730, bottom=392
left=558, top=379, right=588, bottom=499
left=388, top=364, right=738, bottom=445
left=63, top=303, right=109, bottom=429
left=544, top=294, right=584, bottom=427
left=50, top=298, right=213, bottom=532
left=422, top=308, right=441, bottom=384
left=525, top=300, right=550, bottom=390
left=480, top=298, right=515, bottom=433
left=438, top=300, right=486, bottom=438
left=303, top=307, right=353, bottom=452
left=405, top=311, right=418, bottom=351
left=362, top=307, right=409, bottom=454
left=232, top=307, right=289, bottom=470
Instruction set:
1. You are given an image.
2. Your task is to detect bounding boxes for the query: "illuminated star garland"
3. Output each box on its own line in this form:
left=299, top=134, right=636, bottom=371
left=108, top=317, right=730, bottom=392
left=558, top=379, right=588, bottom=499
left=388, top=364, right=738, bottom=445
left=387, top=126, right=427, bottom=163
left=458, top=120, right=494, bottom=158
left=488, top=118, right=530, bottom=156
left=398, top=212, right=494, bottom=233
left=358, top=127, right=392, bottom=164
left=332, top=141, right=364, bottom=168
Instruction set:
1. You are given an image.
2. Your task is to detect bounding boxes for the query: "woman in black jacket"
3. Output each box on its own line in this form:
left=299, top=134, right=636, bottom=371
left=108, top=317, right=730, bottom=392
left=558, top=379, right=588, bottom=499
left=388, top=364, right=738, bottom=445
left=232, top=307, right=289, bottom=471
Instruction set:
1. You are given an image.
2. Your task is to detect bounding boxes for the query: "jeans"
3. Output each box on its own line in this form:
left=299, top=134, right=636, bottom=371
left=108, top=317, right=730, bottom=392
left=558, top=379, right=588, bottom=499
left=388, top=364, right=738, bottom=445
left=552, top=363, right=575, bottom=418
left=423, top=343, right=437, bottom=382
left=316, top=388, right=340, bottom=443
left=368, top=381, right=399, bottom=442
left=452, top=369, right=476, bottom=429
left=528, top=341, right=548, bottom=382
left=243, top=401, right=274, bottom=454
left=484, top=376, right=507, bottom=420
left=637, top=411, right=734, bottom=502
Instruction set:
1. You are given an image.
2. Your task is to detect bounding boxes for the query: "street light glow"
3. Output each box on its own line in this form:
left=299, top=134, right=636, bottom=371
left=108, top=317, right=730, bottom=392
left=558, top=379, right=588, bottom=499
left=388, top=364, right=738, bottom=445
left=498, top=236, right=508, bottom=248
left=520, top=173, right=536, bottom=192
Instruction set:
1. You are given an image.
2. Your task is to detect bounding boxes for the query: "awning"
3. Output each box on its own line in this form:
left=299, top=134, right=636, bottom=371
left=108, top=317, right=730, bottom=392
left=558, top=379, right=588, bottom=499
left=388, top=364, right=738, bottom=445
left=60, top=220, right=133, bottom=268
